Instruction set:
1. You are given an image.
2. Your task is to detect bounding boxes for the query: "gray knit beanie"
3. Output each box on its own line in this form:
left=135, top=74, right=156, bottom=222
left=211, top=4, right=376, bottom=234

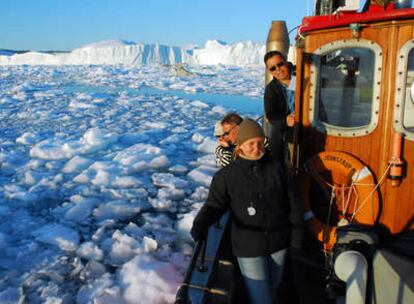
left=236, top=118, right=264, bottom=146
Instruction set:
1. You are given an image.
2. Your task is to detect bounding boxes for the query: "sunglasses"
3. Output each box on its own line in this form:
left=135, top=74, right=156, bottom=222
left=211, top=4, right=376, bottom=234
left=268, top=61, right=286, bottom=72
left=222, top=124, right=239, bottom=137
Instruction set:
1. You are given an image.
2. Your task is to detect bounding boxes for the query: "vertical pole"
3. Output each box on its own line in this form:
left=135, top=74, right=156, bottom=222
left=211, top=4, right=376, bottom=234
left=197, top=240, right=208, bottom=272
left=263, top=21, right=290, bottom=138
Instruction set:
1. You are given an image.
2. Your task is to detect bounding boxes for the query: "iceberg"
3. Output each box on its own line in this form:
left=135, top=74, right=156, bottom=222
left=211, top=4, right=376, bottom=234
left=0, top=39, right=269, bottom=66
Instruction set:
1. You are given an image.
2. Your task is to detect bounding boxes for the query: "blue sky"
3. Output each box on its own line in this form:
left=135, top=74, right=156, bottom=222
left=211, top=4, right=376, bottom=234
left=0, top=0, right=310, bottom=51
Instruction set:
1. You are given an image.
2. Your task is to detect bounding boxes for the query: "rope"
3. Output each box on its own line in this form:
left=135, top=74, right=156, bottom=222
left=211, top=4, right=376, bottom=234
left=323, top=182, right=356, bottom=222
left=350, top=160, right=393, bottom=221
left=352, top=186, right=359, bottom=219
left=342, top=183, right=354, bottom=219
left=321, top=159, right=394, bottom=224
left=321, top=160, right=393, bottom=254
left=308, top=156, right=397, bottom=255
left=297, top=26, right=305, bottom=40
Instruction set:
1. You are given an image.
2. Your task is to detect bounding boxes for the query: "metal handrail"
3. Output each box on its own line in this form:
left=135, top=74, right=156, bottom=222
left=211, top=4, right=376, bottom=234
left=197, top=239, right=208, bottom=272
left=175, top=238, right=208, bottom=304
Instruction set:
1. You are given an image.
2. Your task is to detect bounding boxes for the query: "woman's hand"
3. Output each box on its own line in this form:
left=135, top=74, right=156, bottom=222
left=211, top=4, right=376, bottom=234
left=190, top=225, right=208, bottom=242
left=218, top=139, right=230, bottom=147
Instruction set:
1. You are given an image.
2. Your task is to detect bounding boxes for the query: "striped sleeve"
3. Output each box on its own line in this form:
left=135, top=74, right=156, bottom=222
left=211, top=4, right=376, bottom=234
left=215, top=145, right=233, bottom=167
left=264, top=136, right=271, bottom=151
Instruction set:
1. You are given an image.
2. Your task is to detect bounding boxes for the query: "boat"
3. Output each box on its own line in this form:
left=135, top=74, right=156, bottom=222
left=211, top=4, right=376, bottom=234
left=176, top=1, right=414, bottom=303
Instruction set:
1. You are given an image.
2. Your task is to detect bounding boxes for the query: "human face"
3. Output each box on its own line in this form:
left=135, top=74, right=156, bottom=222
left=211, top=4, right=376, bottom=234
left=222, top=123, right=239, bottom=145
left=239, top=137, right=265, bottom=159
left=266, top=55, right=290, bottom=84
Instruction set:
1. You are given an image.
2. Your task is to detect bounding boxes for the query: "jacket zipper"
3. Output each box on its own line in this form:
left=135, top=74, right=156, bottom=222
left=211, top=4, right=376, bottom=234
left=253, top=164, right=270, bottom=253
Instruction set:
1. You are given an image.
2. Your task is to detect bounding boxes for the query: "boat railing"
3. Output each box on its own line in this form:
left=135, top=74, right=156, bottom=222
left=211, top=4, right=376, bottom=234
left=175, top=239, right=207, bottom=304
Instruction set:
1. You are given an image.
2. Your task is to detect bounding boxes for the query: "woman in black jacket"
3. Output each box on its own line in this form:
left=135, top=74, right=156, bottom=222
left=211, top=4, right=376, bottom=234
left=191, top=118, right=303, bottom=304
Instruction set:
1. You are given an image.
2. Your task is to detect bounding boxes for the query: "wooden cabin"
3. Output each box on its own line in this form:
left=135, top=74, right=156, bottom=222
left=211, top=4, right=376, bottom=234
left=293, top=0, right=414, bottom=238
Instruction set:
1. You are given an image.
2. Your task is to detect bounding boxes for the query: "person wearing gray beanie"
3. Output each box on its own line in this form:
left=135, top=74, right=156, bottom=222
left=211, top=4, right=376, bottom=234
left=236, top=119, right=265, bottom=146
left=235, top=118, right=265, bottom=161
left=191, top=117, right=303, bottom=304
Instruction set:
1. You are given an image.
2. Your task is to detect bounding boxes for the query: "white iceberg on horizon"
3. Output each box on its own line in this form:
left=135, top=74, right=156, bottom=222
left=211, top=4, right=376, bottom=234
left=0, top=38, right=270, bottom=66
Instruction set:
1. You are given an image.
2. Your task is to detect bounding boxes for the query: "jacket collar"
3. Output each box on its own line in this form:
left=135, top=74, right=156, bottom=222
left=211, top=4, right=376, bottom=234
left=235, top=152, right=269, bottom=168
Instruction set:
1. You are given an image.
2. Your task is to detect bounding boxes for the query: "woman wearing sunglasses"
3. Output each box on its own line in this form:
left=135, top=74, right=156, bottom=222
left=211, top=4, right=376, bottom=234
left=214, top=113, right=243, bottom=167
left=263, top=50, right=296, bottom=163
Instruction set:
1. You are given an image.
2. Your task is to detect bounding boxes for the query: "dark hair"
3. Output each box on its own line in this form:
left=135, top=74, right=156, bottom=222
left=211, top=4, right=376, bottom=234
left=264, top=50, right=286, bottom=65
left=221, top=113, right=243, bottom=126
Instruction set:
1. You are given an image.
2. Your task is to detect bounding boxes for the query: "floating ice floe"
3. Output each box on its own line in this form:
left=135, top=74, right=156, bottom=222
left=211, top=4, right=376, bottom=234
left=30, top=127, right=118, bottom=160
left=77, top=242, right=104, bottom=261
left=62, top=155, right=94, bottom=173
left=105, top=230, right=157, bottom=266
left=188, top=164, right=218, bottom=187
left=76, top=273, right=122, bottom=304
left=31, top=224, right=80, bottom=252
left=92, top=200, right=143, bottom=222
left=151, top=172, right=189, bottom=189
left=120, top=254, right=182, bottom=304
left=191, top=132, right=204, bottom=144
left=148, top=197, right=175, bottom=211
left=4, top=184, right=37, bottom=203
left=195, top=137, right=216, bottom=153
left=176, top=209, right=200, bottom=242
left=16, top=132, right=39, bottom=145
left=190, top=100, right=209, bottom=108
left=113, top=143, right=169, bottom=172
left=63, top=196, right=99, bottom=223
left=190, top=186, right=209, bottom=202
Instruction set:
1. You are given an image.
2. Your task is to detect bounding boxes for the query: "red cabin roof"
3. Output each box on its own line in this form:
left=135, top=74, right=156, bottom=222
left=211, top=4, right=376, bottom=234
left=299, top=3, right=414, bottom=36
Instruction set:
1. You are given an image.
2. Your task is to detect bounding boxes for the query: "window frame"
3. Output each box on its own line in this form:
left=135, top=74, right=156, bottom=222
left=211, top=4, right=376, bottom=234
left=394, top=39, right=414, bottom=141
left=309, top=39, right=383, bottom=137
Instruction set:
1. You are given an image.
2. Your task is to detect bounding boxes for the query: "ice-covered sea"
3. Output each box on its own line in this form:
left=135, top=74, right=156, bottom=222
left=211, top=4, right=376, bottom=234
left=0, top=64, right=263, bottom=303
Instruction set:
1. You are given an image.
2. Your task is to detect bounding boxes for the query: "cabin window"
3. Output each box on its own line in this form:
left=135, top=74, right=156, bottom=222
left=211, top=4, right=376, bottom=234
left=310, top=40, right=382, bottom=136
left=318, top=48, right=374, bottom=127
left=394, top=41, right=414, bottom=141
left=403, top=48, right=414, bottom=133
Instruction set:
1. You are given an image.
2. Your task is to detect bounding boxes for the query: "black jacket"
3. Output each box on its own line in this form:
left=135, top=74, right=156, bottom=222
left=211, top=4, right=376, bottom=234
left=264, top=78, right=290, bottom=160
left=264, top=78, right=289, bottom=124
left=192, top=153, right=303, bottom=257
